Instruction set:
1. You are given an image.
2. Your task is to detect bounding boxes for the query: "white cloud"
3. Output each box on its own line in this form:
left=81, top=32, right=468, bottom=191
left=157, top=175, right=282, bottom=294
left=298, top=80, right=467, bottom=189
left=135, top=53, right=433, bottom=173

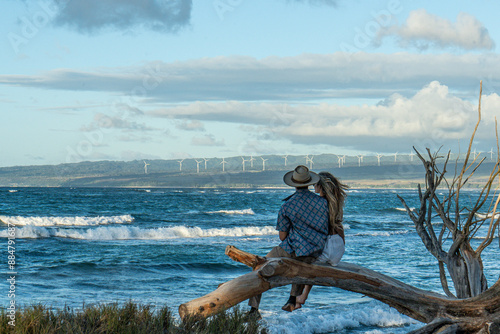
left=149, top=81, right=500, bottom=152
left=378, top=9, right=495, bottom=50
left=81, top=113, right=156, bottom=132
left=175, top=120, right=205, bottom=131
left=191, top=134, right=225, bottom=147
left=1, top=53, right=498, bottom=102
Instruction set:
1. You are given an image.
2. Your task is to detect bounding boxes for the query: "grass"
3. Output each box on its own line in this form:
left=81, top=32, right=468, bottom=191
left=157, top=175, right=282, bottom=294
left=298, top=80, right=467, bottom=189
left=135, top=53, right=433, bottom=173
left=0, top=302, right=264, bottom=334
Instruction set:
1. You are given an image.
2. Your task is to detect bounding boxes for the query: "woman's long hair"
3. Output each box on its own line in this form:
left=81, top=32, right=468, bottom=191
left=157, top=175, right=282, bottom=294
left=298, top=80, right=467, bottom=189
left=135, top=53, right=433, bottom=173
left=317, top=172, right=348, bottom=241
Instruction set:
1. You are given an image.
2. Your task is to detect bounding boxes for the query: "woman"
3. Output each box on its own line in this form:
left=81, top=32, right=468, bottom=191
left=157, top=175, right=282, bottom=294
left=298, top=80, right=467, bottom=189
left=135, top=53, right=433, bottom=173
left=294, top=171, right=348, bottom=310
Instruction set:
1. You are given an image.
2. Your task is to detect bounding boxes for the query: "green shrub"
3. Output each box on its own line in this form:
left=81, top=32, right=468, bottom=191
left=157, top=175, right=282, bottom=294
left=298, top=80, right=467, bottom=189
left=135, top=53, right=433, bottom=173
left=0, top=302, right=262, bottom=334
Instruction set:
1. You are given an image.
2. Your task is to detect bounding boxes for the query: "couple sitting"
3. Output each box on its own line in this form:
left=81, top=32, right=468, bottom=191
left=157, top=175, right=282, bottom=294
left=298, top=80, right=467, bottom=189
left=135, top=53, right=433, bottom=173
left=248, top=165, right=348, bottom=317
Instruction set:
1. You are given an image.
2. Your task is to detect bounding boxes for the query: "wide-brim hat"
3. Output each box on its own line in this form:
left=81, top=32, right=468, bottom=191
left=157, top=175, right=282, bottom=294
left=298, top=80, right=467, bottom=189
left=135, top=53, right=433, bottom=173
left=283, top=165, right=320, bottom=187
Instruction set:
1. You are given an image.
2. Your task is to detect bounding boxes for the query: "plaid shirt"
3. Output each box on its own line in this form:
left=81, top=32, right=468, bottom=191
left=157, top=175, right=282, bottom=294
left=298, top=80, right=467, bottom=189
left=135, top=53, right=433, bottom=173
left=276, top=188, right=329, bottom=257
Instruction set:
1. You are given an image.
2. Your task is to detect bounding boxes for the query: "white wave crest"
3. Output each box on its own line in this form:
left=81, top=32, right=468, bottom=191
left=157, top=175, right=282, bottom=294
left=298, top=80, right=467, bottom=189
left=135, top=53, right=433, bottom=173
left=475, top=212, right=500, bottom=219
left=352, top=230, right=410, bottom=237
left=0, top=225, right=278, bottom=240
left=207, top=208, right=255, bottom=215
left=265, top=302, right=417, bottom=334
left=395, top=207, right=414, bottom=212
left=0, top=215, right=134, bottom=227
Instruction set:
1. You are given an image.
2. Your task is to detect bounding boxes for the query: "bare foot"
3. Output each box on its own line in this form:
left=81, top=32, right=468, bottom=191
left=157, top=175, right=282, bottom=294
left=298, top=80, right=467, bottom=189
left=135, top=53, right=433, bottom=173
left=296, top=295, right=307, bottom=305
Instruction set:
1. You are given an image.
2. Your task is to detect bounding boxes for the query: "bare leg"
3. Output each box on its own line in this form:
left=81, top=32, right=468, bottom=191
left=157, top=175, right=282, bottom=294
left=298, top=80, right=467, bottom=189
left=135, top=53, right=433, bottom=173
left=295, top=285, right=313, bottom=309
left=249, top=246, right=293, bottom=310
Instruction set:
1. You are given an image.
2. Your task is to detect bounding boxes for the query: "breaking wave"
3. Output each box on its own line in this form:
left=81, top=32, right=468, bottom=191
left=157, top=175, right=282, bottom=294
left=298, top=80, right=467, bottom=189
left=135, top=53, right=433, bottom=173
left=0, top=225, right=278, bottom=240
left=352, top=230, right=410, bottom=237
left=206, top=208, right=255, bottom=215
left=265, top=301, right=418, bottom=334
left=395, top=207, right=414, bottom=212
left=0, top=215, right=134, bottom=227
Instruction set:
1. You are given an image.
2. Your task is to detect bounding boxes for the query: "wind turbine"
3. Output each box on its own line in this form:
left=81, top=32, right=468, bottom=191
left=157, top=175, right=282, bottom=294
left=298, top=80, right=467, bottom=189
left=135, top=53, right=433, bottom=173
left=195, top=159, right=202, bottom=174
left=220, top=158, right=227, bottom=172
left=143, top=161, right=150, bottom=174
left=342, top=155, right=346, bottom=166
left=473, top=149, right=478, bottom=160
left=203, top=158, right=210, bottom=170
left=356, top=155, right=364, bottom=167
left=241, top=157, right=248, bottom=171
left=249, top=155, right=255, bottom=168
left=305, top=154, right=310, bottom=165
left=489, top=148, right=494, bottom=161
left=376, top=153, right=383, bottom=166
left=308, top=155, right=314, bottom=169
left=177, top=159, right=184, bottom=172
left=409, top=152, right=415, bottom=162
left=393, top=152, right=398, bottom=162
left=282, top=155, right=288, bottom=166
left=336, top=155, right=343, bottom=168
left=261, top=157, right=268, bottom=171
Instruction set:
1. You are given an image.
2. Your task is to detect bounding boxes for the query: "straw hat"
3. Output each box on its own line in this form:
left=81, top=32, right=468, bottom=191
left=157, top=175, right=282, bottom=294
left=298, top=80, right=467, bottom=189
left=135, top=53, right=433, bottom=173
left=283, top=165, right=320, bottom=187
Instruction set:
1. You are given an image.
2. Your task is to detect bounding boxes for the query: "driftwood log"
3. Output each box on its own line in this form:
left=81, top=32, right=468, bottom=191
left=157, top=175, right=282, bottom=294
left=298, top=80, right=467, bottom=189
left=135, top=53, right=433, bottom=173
left=179, top=246, right=500, bottom=334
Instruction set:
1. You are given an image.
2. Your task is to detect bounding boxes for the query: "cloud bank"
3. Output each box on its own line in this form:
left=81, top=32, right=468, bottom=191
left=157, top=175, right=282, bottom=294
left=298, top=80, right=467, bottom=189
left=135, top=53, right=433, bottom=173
left=149, top=81, right=500, bottom=152
left=1, top=53, right=498, bottom=102
left=378, top=9, right=495, bottom=50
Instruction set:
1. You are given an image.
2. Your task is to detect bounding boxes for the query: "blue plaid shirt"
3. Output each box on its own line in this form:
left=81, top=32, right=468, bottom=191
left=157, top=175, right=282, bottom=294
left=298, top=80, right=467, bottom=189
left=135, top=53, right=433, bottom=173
left=276, top=188, right=329, bottom=257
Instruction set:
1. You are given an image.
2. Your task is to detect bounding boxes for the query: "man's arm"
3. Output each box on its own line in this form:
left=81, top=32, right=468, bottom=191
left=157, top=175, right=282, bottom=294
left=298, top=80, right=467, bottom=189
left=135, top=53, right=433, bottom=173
left=276, top=202, right=291, bottom=240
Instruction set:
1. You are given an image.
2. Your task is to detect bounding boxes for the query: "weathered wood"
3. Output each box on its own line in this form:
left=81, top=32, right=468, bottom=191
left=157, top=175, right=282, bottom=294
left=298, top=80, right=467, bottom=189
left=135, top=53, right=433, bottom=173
left=179, top=246, right=500, bottom=333
left=178, top=270, right=272, bottom=320
left=398, top=83, right=499, bottom=301
left=225, top=245, right=267, bottom=269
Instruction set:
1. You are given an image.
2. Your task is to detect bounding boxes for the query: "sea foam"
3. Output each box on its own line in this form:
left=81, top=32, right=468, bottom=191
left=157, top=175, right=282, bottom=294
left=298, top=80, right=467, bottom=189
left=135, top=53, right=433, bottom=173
left=264, top=302, right=418, bottom=334
left=0, top=215, right=134, bottom=227
left=0, top=225, right=278, bottom=240
left=206, top=208, right=255, bottom=215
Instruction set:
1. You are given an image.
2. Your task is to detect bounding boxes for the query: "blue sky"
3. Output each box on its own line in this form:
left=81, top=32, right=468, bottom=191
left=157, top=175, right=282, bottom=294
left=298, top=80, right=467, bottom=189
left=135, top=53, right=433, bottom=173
left=1, top=0, right=499, bottom=167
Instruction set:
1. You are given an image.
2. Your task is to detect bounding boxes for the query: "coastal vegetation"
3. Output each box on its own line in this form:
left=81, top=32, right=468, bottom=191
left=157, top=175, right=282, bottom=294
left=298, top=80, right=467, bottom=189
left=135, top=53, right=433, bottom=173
left=0, top=302, right=262, bottom=334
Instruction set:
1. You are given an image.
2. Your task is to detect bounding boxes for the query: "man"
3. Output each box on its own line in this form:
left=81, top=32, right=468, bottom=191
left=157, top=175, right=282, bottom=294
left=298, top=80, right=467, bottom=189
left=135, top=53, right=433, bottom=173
left=247, top=165, right=329, bottom=318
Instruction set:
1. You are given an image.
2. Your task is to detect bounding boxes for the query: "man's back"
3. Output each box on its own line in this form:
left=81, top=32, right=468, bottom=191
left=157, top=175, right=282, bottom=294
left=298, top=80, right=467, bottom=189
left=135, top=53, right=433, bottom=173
left=277, top=188, right=329, bottom=257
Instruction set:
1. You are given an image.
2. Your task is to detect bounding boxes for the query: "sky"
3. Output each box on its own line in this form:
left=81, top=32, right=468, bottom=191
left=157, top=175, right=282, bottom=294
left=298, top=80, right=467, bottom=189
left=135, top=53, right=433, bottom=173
left=1, top=0, right=499, bottom=167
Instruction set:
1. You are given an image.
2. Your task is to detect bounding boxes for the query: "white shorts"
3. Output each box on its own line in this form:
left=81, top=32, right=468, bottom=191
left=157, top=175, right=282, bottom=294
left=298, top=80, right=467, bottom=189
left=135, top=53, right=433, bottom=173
left=315, top=234, right=345, bottom=266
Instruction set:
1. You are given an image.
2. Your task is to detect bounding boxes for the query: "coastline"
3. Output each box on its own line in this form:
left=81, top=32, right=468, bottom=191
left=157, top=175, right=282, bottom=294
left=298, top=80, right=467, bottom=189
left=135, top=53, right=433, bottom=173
left=1, top=160, right=495, bottom=189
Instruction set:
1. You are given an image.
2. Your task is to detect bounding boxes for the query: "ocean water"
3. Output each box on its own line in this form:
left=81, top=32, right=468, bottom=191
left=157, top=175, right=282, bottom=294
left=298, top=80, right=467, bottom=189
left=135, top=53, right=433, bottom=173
left=1, top=187, right=499, bottom=334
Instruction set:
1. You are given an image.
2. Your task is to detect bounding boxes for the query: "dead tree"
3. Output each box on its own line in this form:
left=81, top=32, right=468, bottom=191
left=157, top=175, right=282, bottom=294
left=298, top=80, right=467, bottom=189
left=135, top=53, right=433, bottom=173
left=398, top=82, right=499, bottom=299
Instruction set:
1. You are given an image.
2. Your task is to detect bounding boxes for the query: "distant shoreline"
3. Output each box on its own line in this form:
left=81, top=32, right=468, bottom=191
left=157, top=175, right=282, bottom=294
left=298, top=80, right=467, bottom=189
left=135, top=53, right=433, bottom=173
left=1, top=159, right=495, bottom=189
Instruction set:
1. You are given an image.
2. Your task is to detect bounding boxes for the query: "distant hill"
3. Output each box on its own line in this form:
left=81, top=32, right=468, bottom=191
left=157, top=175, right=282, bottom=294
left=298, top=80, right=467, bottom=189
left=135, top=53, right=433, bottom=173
left=0, top=153, right=495, bottom=188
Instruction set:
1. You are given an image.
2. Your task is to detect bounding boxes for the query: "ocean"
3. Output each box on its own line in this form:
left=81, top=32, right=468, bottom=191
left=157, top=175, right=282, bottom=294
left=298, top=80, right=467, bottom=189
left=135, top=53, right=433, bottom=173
left=1, top=187, right=499, bottom=334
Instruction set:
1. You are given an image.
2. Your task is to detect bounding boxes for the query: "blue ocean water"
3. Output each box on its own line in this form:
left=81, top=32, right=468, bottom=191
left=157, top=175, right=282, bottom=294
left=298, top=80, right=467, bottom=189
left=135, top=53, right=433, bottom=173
left=0, top=187, right=499, bottom=334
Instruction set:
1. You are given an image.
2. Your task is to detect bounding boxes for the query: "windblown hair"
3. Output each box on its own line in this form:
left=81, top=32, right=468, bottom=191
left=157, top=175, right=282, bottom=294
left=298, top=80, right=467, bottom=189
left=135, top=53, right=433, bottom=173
left=317, top=172, right=348, bottom=241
